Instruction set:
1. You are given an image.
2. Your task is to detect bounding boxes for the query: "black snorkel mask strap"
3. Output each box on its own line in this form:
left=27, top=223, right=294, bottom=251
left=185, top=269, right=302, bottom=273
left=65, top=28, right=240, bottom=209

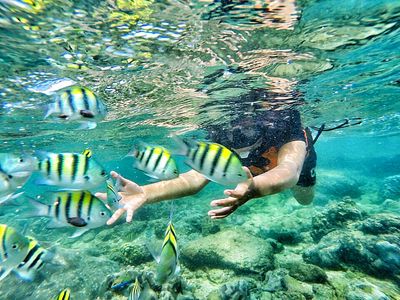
left=310, top=117, right=362, bottom=145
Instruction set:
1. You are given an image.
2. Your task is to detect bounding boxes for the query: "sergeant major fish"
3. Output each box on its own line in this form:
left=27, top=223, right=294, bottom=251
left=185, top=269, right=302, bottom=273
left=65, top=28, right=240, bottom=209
left=127, top=142, right=179, bottom=181
left=177, top=138, right=246, bottom=186
left=15, top=236, right=53, bottom=281
left=34, top=149, right=107, bottom=189
left=27, top=190, right=112, bottom=238
left=45, top=85, right=107, bottom=129
left=0, top=236, right=53, bottom=281
left=0, top=224, right=30, bottom=281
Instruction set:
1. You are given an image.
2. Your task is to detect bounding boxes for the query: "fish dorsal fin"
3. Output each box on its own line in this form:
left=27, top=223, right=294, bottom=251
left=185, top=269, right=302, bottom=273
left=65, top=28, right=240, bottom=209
left=82, top=149, right=92, bottom=158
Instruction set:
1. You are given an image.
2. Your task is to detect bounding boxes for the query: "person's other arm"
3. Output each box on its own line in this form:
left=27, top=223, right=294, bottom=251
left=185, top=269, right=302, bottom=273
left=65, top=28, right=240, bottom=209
left=99, top=170, right=209, bottom=224
left=208, top=140, right=306, bottom=218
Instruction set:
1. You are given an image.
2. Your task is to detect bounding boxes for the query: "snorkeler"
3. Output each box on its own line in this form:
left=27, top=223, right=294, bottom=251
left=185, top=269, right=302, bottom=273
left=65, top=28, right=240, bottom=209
left=96, top=91, right=317, bottom=224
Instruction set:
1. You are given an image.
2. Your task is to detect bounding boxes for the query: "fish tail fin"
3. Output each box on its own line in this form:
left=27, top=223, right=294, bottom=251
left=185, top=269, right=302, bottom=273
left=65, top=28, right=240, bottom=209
left=171, top=134, right=192, bottom=156
left=0, top=268, right=12, bottom=281
left=23, top=196, right=50, bottom=217
left=126, top=140, right=147, bottom=159
left=44, top=103, right=55, bottom=119
left=0, top=192, right=24, bottom=205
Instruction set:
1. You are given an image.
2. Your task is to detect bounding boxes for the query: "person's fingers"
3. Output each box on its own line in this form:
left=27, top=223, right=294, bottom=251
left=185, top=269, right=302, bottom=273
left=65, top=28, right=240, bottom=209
left=243, top=166, right=253, bottom=179
left=210, top=197, right=238, bottom=207
left=106, top=208, right=125, bottom=225
left=111, top=171, right=130, bottom=188
left=224, top=188, right=246, bottom=198
left=208, top=206, right=237, bottom=219
left=95, top=192, right=107, bottom=201
left=126, top=208, right=134, bottom=223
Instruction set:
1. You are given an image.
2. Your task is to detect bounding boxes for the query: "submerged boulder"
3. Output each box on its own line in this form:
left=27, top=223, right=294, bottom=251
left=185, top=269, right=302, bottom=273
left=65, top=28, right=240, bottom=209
left=358, top=213, right=400, bottom=235
left=280, top=261, right=328, bottom=284
left=181, top=229, right=275, bottom=274
left=304, top=221, right=400, bottom=281
left=379, top=174, right=400, bottom=200
left=310, top=198, right=365, bottom=242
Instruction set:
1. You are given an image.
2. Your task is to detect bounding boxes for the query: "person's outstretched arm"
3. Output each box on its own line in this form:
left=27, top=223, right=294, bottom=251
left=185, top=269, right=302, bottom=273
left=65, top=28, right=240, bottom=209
left=208, top=140, right=306, bottom=218
left=97, top=170, right=209, bottom=224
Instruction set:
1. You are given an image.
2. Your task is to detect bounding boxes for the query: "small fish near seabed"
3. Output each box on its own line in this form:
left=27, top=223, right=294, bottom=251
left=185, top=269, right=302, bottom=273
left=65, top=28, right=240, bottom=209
left=127, top=142, right=179, bottom=181
left=26, top=190, right=112, bottom=238
left=53, top=288, right=70, bottom=300
left=45, top=85, right=107, bottom=130
left=129, top=277, right=141, bottom=300
left=176, top=137, right=247, bottom=186
left=106, top=177, right=122, bottom=211
left=0, top=224, right=30, bottom=281
left=1, top=236, right=53, bottom=282
left=149, top=218, right=180, bottom=284
left=33, top=149, right=107, bottom=189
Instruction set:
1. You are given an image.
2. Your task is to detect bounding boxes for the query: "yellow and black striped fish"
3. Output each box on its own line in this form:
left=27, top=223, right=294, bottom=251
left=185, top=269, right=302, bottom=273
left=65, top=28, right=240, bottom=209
left=45, top=85, right=106, bottom=121
left=34, top=149, right=107, bottom=189
left=155, top=220, right=179, bottom=284
left=180, top=139, right=246, bottom=185
left=53, top=288, right=70, bottom=300
left=0, top=224, right=30, bottom=281
left=15, top=236, right=52, bottom=281
left=106, top=177, right=122, bottom=211
left=128, top=142, right=179, bottom=181
left=28, top=190, right=111, bottom=238
left=128, top=277, right=141, bottom=300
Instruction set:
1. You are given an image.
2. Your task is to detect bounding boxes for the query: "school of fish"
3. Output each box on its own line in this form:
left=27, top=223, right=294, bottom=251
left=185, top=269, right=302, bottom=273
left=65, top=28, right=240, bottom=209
left=0, top=81, right=248, bottom=298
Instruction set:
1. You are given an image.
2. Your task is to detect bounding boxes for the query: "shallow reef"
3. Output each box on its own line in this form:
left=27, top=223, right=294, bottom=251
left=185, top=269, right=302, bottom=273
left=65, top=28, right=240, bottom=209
left=0, top=170, right=400, bottom=299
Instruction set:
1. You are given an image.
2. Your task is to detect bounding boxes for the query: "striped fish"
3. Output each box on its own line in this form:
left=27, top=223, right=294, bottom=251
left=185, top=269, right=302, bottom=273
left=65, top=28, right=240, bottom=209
left=154, top=220, right=179, bottom=284
left=128, top=142, right=179, bottom=181
left=14, top=236, right=52, bottom=281
left=34, top=149, right=107, bottom=189
left=45, top=85, right=106, bottom=129
left=129, top=277, right=141, bottom=300
left=27, top=190, right=112, bottom=238
left=0, top=224, right=30, bottom=281
left=179, top=139, right=246, bottom=186
left=53, top=288, right=70, bottom=300
left=106, top=177, right=122, bottom=211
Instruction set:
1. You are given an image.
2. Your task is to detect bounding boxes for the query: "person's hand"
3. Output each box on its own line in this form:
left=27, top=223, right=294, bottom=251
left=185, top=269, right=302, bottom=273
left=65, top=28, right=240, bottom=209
left=208, top=167, right=256, bottom=219
left=95, top=171, right=147, bottom=225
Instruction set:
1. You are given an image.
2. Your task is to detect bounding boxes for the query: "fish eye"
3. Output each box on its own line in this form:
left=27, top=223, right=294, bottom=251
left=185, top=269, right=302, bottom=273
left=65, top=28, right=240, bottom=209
left=101, top=170, right=106, bottom=176
left=100, top=211, right=106, bottom=216
left=8, top=174, right=13, bottom=179
left=84, top=175, right=90, bottom=181
left=238, top=173, right=243, bottom=176
left=174, top=170, right=178, bottom=174
left=19, top=158, right=24, bottom=163
left=11, top=244, right=18, bottom=249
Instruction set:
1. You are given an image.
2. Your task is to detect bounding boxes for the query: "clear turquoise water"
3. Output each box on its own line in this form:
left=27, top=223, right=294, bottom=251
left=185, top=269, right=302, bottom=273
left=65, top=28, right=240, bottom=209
left=0, top=0, right=399, bottom=299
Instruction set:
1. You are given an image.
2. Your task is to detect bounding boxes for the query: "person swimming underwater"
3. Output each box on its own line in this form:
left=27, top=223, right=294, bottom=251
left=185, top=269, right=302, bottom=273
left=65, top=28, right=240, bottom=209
left=96, top=91, right=317, bottom=223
